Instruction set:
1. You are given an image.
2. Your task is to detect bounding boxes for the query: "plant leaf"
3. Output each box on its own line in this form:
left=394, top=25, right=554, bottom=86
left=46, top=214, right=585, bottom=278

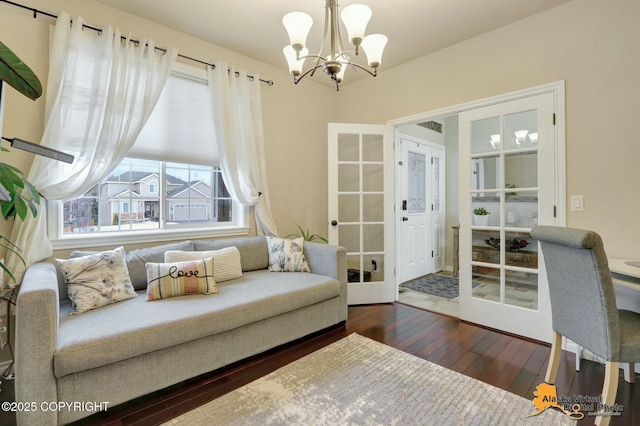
left=0, top=41, right=43, bottom=100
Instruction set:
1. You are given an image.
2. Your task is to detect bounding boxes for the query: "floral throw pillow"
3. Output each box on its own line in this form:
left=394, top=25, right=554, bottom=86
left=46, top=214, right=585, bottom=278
left=145, top=257, right=218, bottom=301
left=266, top=236, right=310, bottom=272
left=57, top=247, right=137, bottom=315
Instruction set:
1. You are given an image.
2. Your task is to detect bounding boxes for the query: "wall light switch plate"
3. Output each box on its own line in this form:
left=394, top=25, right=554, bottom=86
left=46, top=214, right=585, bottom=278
left=570, top=195, right=584, bottom=212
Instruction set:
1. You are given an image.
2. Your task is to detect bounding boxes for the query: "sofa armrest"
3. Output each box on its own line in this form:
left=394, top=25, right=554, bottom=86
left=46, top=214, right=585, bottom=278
left=304, top=242, right=347, bottom=321
left=15, top=262, right=60, bottom=426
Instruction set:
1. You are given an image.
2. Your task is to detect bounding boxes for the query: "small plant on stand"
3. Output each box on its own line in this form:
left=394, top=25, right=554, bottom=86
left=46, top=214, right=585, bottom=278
left=472, top=207, right=490, bottom=226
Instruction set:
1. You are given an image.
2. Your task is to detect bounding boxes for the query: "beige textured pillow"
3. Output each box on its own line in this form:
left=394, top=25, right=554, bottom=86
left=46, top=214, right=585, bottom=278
left=165, top=246, right=243, bottom=282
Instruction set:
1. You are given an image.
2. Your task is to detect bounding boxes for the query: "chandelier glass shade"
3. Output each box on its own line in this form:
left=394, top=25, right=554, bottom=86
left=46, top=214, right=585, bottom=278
left=282, top=0, right=387, bottom=90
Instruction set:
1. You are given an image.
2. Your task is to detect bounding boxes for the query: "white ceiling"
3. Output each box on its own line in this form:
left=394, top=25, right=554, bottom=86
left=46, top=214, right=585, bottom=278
left=94, top=0, right=572, bottom=83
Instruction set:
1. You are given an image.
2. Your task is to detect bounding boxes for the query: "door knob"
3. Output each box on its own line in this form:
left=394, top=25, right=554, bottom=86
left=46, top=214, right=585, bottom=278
left=402, top=217, right=408, bottom=222
left=331, top=220, right=338, bottom=226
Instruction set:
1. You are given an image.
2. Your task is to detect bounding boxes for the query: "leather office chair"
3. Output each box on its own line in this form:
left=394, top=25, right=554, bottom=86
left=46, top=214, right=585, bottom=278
left=530, top=226, right=640, bottom=426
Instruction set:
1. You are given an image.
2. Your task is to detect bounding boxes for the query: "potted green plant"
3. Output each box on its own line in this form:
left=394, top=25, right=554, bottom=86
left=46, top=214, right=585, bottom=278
left=285, top=223, right=328, bottom=243
left=472, top=207, right=490, bottom=226
left=0, top=40, right=43, bottom=283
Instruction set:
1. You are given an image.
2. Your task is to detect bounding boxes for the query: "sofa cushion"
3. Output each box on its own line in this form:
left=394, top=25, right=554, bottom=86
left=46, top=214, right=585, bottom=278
left=146, top=257, right=218, bottom=301
left=165, top=247, right=242, bottom=282
left=126, top=241, right=195, bottom=291
left=195, top=236, right=268, bottom=272
left=56, top=247, right=137, bottom=314
left=54, top=270, right=340, bottom=378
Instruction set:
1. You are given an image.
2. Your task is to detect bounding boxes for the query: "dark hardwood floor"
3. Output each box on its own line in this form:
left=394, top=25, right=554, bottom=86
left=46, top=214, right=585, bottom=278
left=2, top=303, right=638, bottom=425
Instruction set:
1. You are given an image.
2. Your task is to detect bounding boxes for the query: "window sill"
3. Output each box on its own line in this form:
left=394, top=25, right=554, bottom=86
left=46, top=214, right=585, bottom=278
left=50, top=225, right=251, bottom=251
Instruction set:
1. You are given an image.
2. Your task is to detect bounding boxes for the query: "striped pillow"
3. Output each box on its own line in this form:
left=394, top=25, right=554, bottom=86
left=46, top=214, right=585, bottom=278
left=164, top=247, right=243, bottom=282
left=145, top=257, right=218, bottom=301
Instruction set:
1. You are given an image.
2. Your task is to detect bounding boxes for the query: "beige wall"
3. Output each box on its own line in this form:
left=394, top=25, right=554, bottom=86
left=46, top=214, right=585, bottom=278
left=335, top=0, right=640, bottom=259
left=1, top=0, right=639, bottom=262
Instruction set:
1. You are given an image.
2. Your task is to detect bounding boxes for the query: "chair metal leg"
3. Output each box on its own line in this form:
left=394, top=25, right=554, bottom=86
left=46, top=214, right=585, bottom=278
left=595, top=361, right=619, bottom=426
left=545, top=332, right=562, bottom=384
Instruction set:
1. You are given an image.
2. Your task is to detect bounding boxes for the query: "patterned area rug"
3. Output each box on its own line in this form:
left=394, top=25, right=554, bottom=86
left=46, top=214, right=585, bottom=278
left=163, top=334, right=573, bottom=426
left=400, top=274, right=478, bottom=300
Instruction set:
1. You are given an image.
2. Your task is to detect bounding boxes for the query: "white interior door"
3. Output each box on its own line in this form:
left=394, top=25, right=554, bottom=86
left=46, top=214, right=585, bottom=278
left=458, top=92, right=558, bottom=343
left=397, top=136, right=433, bottom=283
left=328, top=123, right=395, bottom=304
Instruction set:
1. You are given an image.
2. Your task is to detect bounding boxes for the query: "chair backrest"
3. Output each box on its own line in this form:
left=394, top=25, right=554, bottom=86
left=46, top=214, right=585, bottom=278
left=530, top=226, right=620, bottom=361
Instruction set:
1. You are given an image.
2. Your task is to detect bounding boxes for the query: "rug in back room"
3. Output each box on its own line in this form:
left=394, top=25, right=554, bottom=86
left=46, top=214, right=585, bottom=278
left=162, top=333, right=575, bottom=426
left=400, top=274, right=479, bottom=300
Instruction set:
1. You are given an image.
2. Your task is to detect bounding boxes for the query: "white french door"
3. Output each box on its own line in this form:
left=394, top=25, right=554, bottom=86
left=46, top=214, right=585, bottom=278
left=458, top=93, right=558, bottom=343
left=328, top=123, right=395, bottom=304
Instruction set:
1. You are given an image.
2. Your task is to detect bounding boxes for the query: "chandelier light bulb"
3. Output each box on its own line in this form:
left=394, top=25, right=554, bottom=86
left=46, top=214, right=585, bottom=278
left=340, top=4, right=372, bottom=53
left=282, top=12, right=313, bottom=52
left=514, top=130, right=529, bottom=145
left=528, top=132, right=538, bottom=144
left=489, top=134, right=501, bottom=149
left=283, top=46, right=309, bottom=76
left=361, top=34, right=387, bottom=68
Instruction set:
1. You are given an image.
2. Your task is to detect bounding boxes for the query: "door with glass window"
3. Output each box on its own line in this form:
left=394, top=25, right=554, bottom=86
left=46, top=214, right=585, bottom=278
left=397, top=137, right=445, bottom=283
left=458, top=93, right=556, bottom=343
left=328, top=123, right=395, bottom=304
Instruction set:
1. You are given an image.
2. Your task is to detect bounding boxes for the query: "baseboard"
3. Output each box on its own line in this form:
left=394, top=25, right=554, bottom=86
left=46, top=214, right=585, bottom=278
left=563, top=338, right=640, bottom=372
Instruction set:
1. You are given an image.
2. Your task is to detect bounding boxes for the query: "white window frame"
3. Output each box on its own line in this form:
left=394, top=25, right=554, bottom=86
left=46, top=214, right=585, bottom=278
left=48, top=64, right=250, bottom=250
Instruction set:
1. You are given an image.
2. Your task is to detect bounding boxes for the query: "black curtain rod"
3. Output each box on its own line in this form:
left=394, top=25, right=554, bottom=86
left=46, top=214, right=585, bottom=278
left=0, top=0, right=274, bottom=85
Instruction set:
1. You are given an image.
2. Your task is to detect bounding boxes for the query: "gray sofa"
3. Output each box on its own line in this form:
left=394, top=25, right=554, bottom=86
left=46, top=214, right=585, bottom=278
left=15, top=236, right=347, bottom=425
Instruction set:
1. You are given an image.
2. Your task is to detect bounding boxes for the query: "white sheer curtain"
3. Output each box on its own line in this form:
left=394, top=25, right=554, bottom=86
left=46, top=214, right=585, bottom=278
left=208, top=62, right=278, bottom=236
left=5, top=12, right=177, bottom=285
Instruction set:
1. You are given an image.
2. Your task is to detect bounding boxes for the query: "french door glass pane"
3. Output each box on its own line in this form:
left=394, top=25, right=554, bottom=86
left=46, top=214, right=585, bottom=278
left=338, top=164, right=359, bottom=192
left=338, top=194, right=359, bottom=222
left=505, top=152, right=537, bottom=189
left=503, top=109, right=537, bottom=151
left=363, top=164, right=383, bottom=192
left=472, top=268, right=500, bottom=301
left=471, top=156, right=500, bottom=190
left=339, top=225, right=360, bottom=252
left=505, top=190, right=538, bottom=227
left=505, top=270, right=538, bottom=310
left=362, top=134, right=383, bottom=161
left=363, top=194, right=384, bottom=222
left=471, top=116, right=501, bottom=154
left=338, top=134, right=359, bottom=161
left=363, top=224, right=384, bottom=252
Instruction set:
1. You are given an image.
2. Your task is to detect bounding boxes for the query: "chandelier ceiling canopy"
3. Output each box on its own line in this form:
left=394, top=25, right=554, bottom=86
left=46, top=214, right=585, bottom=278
left=282, top=0, right=387, bottom=91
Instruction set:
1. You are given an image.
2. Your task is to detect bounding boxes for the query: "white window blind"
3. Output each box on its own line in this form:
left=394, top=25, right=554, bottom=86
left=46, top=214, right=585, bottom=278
left=128, top=73, right=219, bottom=165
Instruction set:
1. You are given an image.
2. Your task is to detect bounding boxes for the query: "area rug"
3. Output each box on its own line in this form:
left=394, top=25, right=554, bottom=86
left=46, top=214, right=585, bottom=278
left=400, top=274, right=478, bottom=300
left=163, top=333, right=573, bottom=426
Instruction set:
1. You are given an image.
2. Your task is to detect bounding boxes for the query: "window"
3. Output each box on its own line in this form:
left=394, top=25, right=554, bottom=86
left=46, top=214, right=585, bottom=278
left=62, top=158, right=233, bottom=235
left=148, top=179, right=158, bottom=194
left=52, top=69, right=246, bottom=248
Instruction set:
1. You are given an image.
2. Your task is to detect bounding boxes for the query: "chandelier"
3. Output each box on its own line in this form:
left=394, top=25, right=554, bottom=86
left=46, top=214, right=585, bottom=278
left=282, top=0, right=388, bottom=91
